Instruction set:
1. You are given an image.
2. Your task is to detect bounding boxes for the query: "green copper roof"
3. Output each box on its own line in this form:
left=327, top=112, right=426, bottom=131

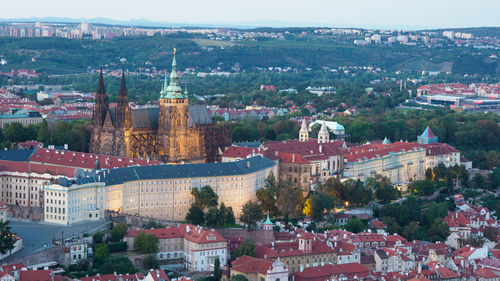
left=263, top=214, right=273, bottom=225
left=161, top=51, right=187, bottom=99
left=382, top=137, right=390, bottom=144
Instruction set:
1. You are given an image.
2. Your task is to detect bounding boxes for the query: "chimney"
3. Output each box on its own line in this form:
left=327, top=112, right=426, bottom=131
left=64, top=143, right=68, bottom=150
left=319, top=145, right=322, bottom=153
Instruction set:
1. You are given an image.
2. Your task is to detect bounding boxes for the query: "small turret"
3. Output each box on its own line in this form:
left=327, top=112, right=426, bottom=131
left=317, top=120, right=329, bottom=144
left=299, top=119, right=309, bottom=142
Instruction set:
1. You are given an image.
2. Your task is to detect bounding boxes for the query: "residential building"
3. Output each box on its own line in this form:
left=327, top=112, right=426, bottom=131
left=125, top=225, right=227, bottom=272
left=64, top=239, right=89, bottom=265
left=230, top=255, right=288, bottom=281
left=255, top=232, right=336, bottom=274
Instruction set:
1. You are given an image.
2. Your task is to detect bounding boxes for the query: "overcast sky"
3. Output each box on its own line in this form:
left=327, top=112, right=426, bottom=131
left=2, top=0, right=499, bottom=29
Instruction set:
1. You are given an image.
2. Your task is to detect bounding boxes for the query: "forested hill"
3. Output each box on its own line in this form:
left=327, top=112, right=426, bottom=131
left=0, top=33, right=498, bottom=75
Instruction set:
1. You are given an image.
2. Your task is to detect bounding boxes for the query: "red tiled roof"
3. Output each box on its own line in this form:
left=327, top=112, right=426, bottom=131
left=19, top=270, right=52, bottom=281
left=409, top=274, right=431, bottom=281
left=146, top=270, right=169, bottom=281
left=222, top=146, right=263, bottom=159
left=231, top=255, right=273, bottom=275
left=81, top=274, right=118, bottom=281
left=255, top=239, right=333, bottom=259
left=1, top=262, right=27, bottom=274
left=371, top=219, right=387, bottom=229
left=126, top=225, right=226, bottom=244
left=0, top=160, right=76, bottom=178
left=424, top=143, right=459, bottom=156
left=474, top=268, right=498, bottom=279
left=293, top=263, right=369, bottom=281
left=263, top=139, right=343, bottom=161
left=343, top=142, right=424, bottom=163
left=29, top=148, right=162, bottom=170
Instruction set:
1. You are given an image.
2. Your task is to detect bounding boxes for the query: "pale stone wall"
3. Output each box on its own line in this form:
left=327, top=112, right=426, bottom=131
left=343, top=149, right=426, bottom=184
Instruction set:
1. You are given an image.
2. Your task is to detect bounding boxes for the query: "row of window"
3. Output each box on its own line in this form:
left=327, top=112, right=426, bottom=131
left=46, top=206, right=66, bottom=214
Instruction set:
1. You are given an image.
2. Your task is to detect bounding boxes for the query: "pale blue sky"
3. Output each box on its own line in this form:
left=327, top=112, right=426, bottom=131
left=2, top=0, right=499, bottom=29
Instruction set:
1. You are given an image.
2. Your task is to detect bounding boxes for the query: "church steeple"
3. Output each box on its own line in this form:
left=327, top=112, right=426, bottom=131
left=115, top=69, right=132, bottom=129
left=318, top=120, right=329, bottom=144
left=161, top=48, right=187, bottom=100
left=299, top=119, right=309, bottom=142
left=92, top=67, right=110, bottom=127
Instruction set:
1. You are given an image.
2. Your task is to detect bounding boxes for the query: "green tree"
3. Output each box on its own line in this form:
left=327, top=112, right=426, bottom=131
left=402, top=222, right=420, bottom=241
left=213, top=257, right=222, bottom=281
left=276, top=183, right=301, bottom=218
left=367, top=175, right=400, bottom=204
left=37, top=119, right=50, bottom=144
left=231, top=238, right=256, bottom=260
left=345, top=218, right=366, bottom=233
left=94, top=244, right=109, bottom=259
left=429, top=219, right=449, bottom=242
left=483, top=226, right=498, bottom=241
left=230, top=275, right=249, bottom=281
left=185, top=204, right=205, bottom=225
left=472, top=173, right=486, bottom=189
left=382, top=216, right=400, bottom=235
left=240, top=201, right=263, bottom=229
left=3, top=122, right=25, bottom=143
left=425, top=168, right=434, bottom=180
left=310, top=191, right=336, bottom=220
left=458, top=236, right=484, bottom=248
left=134, top=232, right=159, bottom=254
left=93, top=231, right=105, bottom=244
left=0, top=221, right=15, bottom=254
left=192, top=185, right=219, bottom=209
left=219, top=202, right=235, bottom=227
left=423, top=202, right=448, bottom=227
left=111, top=222, right=128, bottom=242
left=205, top=207, right=219, bottom=227
left=409, top=180, right=436, bottom=195
left=143, top=255, right=159, bottom=270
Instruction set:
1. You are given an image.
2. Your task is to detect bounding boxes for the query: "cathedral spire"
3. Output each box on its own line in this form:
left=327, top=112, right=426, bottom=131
left=115, top=69, right=131, bottom=129
left=162, top=48, right=187, bottom=99
left=118, top=68, right=127, bottom=97
left=92, top=66, right=110, bottom=127
left=97, top=67, right=105, bottom=95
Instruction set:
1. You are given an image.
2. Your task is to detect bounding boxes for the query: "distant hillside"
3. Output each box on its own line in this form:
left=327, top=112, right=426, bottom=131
left=0, top=34, right=498, bottom=75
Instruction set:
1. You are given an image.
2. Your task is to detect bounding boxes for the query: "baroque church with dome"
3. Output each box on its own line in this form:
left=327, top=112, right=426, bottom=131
left=89, top=52, right=231, bottom=163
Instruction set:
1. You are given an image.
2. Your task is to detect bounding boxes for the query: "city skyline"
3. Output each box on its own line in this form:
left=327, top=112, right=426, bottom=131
left=1, top=0, right=500, bottom=30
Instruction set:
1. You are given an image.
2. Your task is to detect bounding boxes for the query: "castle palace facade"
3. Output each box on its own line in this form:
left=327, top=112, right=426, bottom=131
left=89, top=54, right=231, bottom=163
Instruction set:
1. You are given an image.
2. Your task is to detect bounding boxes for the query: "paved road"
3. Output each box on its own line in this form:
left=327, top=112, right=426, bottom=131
left=6, top=219, right=108, bottom=260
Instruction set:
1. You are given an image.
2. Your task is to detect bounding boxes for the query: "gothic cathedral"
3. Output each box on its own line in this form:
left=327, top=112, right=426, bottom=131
left=89, top=52, right=231, bottom=163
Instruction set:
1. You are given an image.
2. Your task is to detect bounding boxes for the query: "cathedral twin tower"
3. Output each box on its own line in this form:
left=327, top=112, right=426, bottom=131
left=90, top=52, right=230, bottom=163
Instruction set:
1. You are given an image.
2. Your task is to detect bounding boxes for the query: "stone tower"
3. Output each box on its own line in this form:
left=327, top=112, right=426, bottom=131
left=299, top=119, right=308, bottom=142
left=114, top=70, right=133, bottom=156
left=317, top=120, right=329, bottom=144
left=90, top=68, right=112, bottom=155
left=158, top=50, right=191, bottom=162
